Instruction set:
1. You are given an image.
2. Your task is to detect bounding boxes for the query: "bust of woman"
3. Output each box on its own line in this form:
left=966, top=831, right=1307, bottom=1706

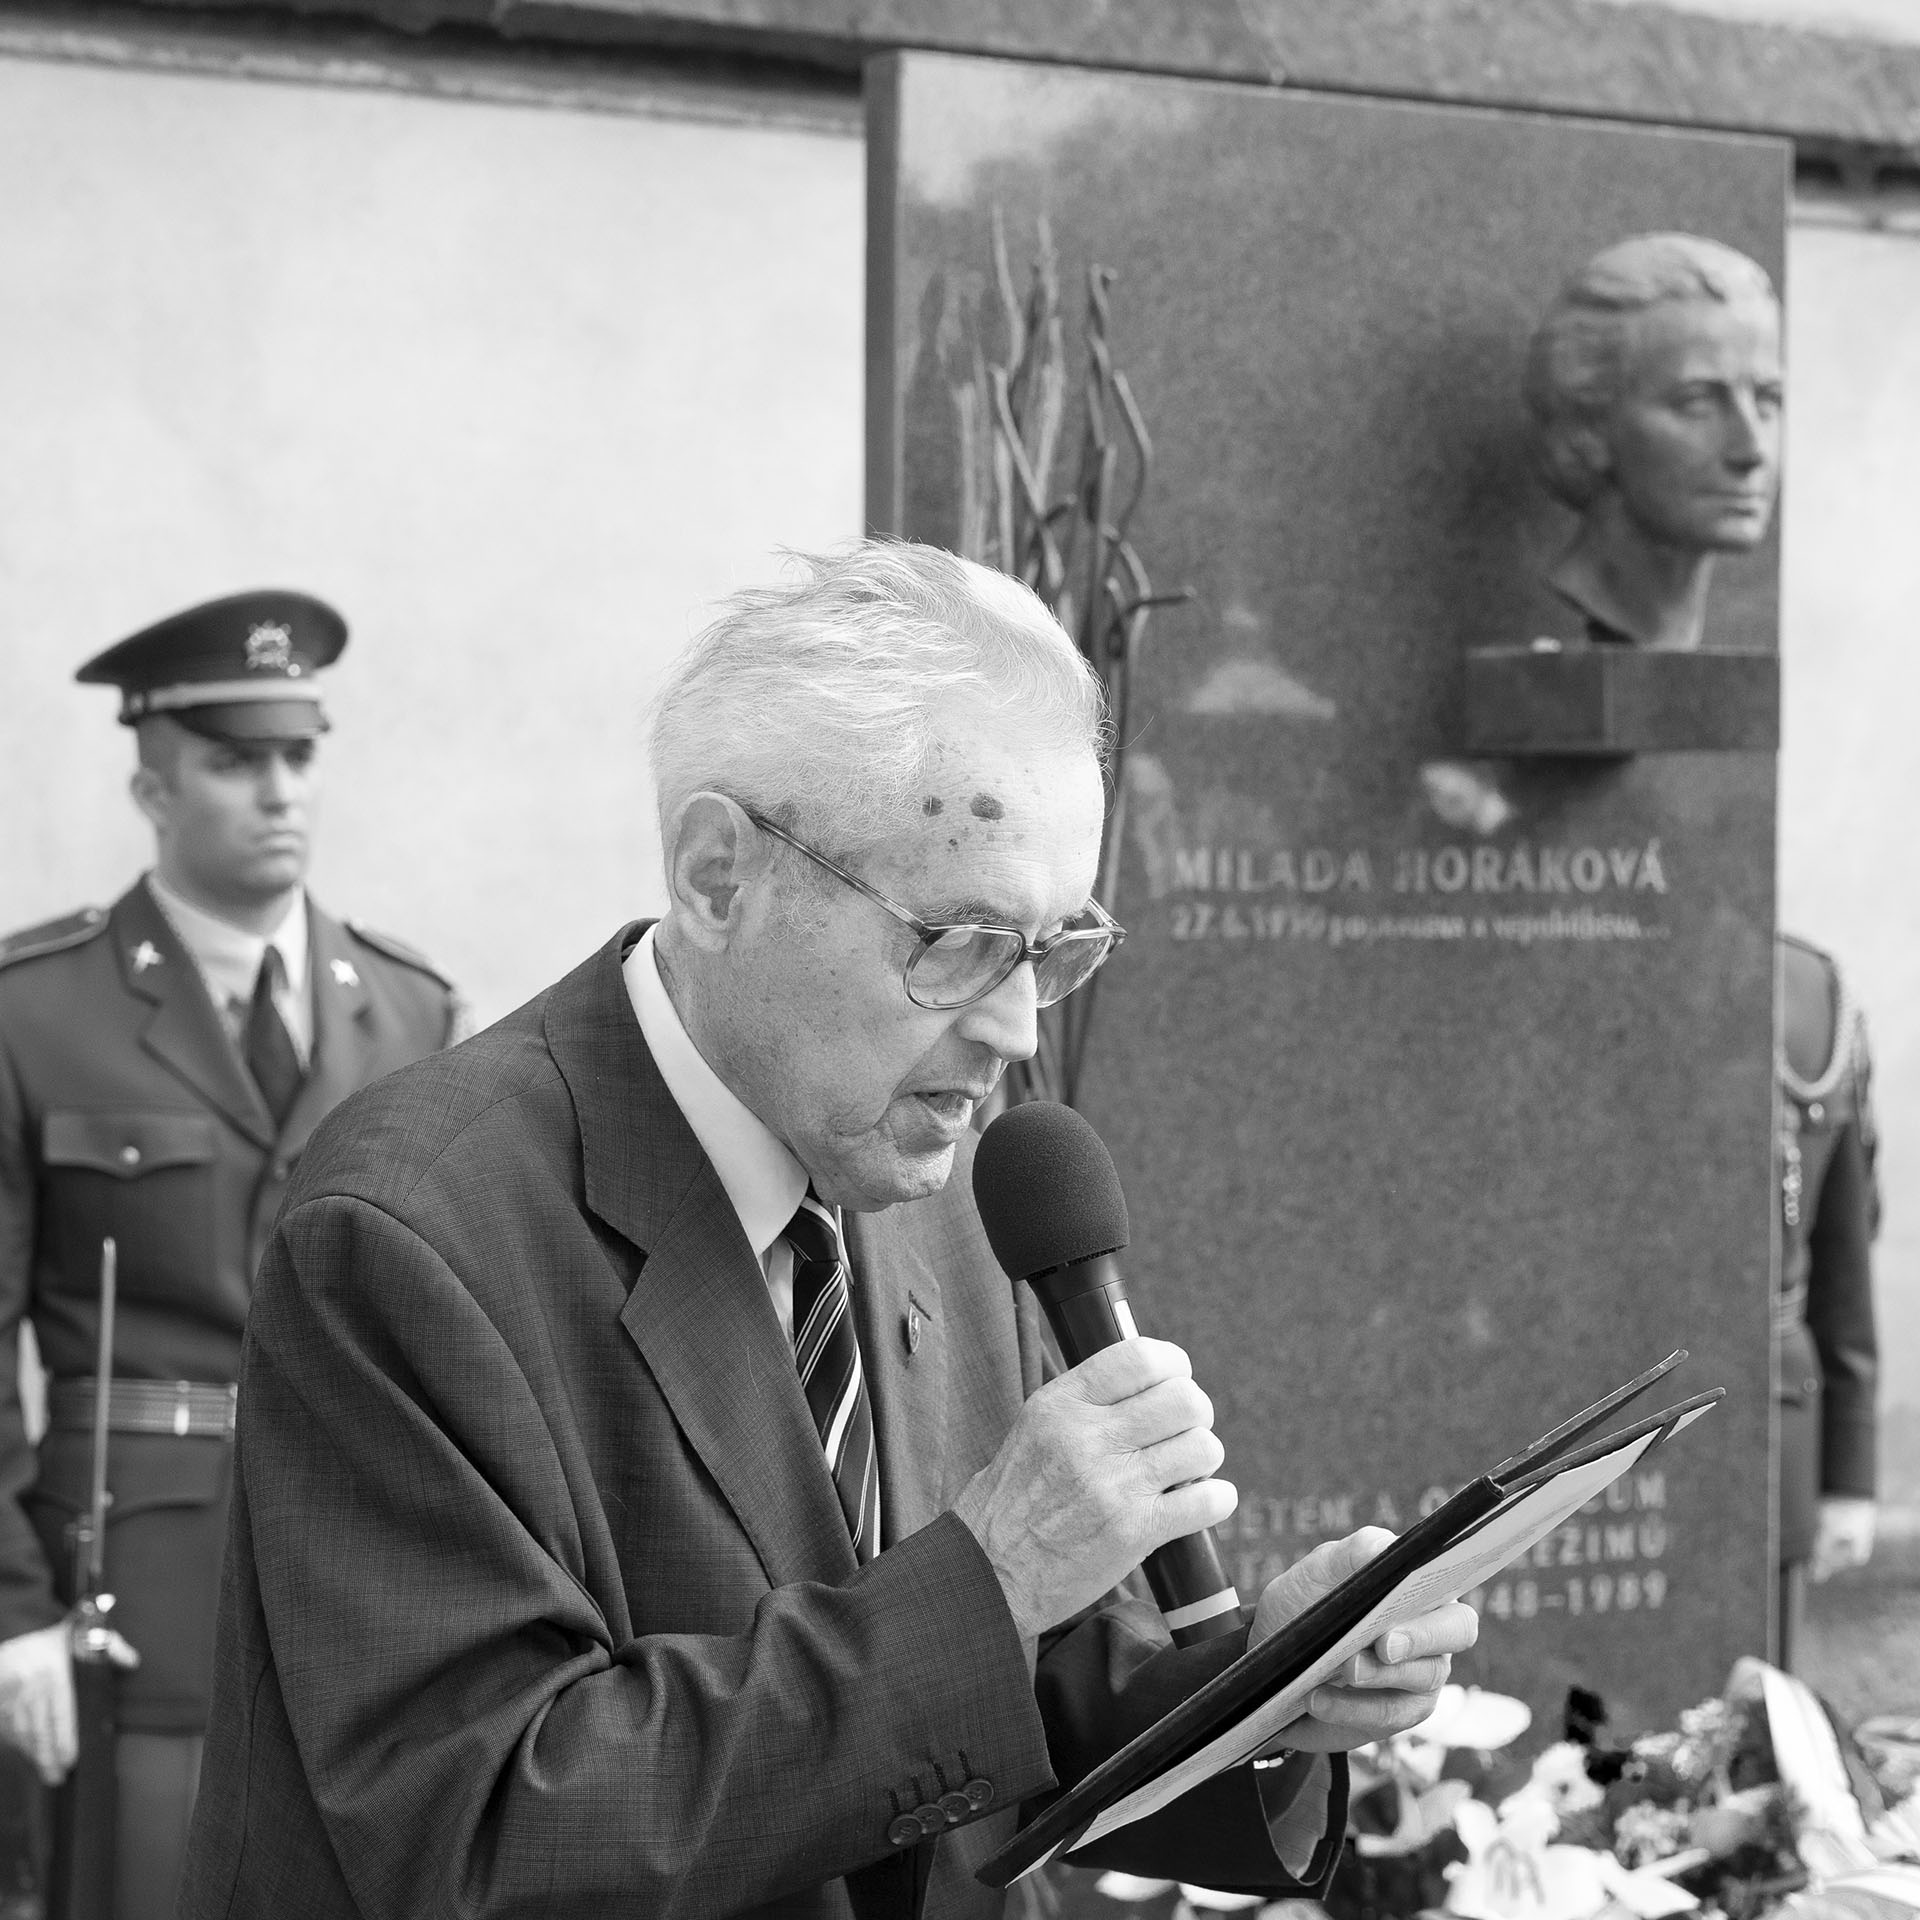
left=1524, top=232, right=1782, bottom=650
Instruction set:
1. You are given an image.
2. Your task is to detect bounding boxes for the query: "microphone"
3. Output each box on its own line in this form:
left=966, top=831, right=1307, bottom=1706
left=972, top=1102, right=1244, bottom=1647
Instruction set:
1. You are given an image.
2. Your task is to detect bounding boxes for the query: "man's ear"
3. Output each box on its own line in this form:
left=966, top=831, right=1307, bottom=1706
left=130, top=764, right=171, bottom=836
left=663, top=793, right=769, bottom=951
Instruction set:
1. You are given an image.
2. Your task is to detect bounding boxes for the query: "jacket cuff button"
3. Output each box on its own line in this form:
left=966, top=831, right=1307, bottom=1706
left=938, top=1791, right=972, bottom=1824
left=963, top=1777, right=993, bottom=1810
left=914, top=1803, right=947, bottom=1837
left=886, top=1815, right=922, bottom=1849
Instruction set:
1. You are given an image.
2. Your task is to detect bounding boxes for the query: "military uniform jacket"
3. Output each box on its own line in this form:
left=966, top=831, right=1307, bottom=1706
left=0, top=876, right=458, bottom=1728
left=1775, top=933, right=1880, bottom=1566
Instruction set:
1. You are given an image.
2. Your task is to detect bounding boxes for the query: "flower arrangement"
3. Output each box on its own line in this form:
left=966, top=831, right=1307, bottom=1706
left=1068, top=1666, right=1920, bottom=1920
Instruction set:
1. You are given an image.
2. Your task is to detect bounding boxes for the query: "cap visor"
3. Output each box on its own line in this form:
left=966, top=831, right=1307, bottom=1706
left=170, top=700, right=330, bottom=743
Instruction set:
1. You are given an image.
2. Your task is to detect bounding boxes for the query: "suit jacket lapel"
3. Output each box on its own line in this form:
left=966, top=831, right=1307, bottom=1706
left=277, top=899, right=377, bottom=1156
left=548, top=929, right=856, bottom=1590
left=118, top=879, right=275, bottom=1149
left=845, top=1208, right=949, bottom=1546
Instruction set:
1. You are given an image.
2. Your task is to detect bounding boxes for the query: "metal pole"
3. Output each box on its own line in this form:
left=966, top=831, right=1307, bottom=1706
left=49, top=1236, right=119, bottom=1920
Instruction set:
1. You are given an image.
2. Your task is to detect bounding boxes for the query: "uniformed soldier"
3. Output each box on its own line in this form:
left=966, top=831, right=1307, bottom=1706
left=1775, top=931, right=1881, bottom=1670
left=0, top=591, right=462, bottom=1920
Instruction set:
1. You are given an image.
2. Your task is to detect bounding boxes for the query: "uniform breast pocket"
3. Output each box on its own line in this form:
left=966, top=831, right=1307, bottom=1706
left=41, top=1110, right=219, bottom=1304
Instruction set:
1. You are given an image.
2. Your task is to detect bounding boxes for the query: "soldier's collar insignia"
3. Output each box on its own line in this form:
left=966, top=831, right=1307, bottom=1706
left=131, top=940, right=163, bottom=973
left=330, top=957, right=359, bottom=987
left=245, top=622, right=295, bottom=673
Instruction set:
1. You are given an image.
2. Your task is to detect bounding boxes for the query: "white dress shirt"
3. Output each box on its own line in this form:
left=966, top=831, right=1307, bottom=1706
left=622, top=924, right=813, bottom=1336
left=147, top=872, right=312, bottom=1065
left=623, top=924, right=880, bottom=1546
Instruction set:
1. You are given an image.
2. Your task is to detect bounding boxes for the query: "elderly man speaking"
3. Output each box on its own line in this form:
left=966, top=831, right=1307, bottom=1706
left=180, top=543, right=1473, bottom=1920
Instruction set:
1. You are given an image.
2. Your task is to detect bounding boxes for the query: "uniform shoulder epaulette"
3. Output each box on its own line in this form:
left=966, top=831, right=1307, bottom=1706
left=0, top=905, right=109, bottom=971
left=345, top=920, right=455, bottom=992
left=1780, top=932, right=1850, bottom=1101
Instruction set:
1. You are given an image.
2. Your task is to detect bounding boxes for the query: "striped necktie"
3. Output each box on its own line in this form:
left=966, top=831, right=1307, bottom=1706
left=785, top=1192, right=879, bottom=1563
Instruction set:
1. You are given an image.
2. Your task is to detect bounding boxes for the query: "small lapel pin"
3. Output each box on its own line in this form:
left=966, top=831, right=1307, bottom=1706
left=131, top=941, right=163, bottom=973
left=330, top=958, right=359, bottom=987
left=902, top=1301, right=922, bottom=1357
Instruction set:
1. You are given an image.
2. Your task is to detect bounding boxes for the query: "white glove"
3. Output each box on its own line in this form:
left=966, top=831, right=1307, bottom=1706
left=0, top=1617, right=139, bottom=1784
left=1810, top=1497, right=1876, bottom=1582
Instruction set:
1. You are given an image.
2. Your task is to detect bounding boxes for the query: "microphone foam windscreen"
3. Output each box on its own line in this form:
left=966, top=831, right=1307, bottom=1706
left=972, top=1101, right=1129, bottom=1280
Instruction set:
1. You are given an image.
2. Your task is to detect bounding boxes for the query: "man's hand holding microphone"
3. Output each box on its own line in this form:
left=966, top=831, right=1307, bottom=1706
left=952, top=1101, right=1476, bottom=1754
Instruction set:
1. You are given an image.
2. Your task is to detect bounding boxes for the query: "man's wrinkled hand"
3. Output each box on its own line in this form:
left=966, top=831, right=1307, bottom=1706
left=0, top=1619, right=139, bottom=1785
left=952, top=1338, right=1237, bottom=1642
left=1249, top=1529, right=1478, bottom=1754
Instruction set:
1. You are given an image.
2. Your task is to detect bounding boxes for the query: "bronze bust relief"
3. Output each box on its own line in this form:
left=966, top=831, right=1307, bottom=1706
left=1525, top=232, right=1782, bottom=651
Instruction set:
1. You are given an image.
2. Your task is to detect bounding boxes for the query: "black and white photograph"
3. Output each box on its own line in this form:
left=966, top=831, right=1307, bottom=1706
left=0, top=2, right=1914, bottom=1917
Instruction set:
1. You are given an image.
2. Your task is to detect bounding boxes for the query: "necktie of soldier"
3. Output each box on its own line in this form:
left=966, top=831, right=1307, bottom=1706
left=245, top=946, right=304, bottom=1126
left=785, top=1192, right=880, bottom=1562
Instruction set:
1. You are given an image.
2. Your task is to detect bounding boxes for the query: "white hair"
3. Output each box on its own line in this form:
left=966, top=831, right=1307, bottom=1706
left=649, top=541, right=1108, bottom=857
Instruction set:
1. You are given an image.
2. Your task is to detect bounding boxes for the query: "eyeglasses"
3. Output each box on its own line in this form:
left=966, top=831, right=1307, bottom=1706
left=745, top=810, right=1125, bottom=1011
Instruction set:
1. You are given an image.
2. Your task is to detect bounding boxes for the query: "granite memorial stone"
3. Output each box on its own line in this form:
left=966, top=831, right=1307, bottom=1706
left=869, top=52, right=1785, bottom=1740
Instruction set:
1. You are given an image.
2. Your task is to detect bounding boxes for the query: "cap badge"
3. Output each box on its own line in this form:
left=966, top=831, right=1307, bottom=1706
left=245, top=622, right=295, bottom=673
left=130, top=941, right=163, bottom=973
left=330, top=958, right=360, bottom=987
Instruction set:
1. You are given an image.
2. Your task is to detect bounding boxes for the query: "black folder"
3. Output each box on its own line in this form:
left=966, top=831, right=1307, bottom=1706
left=979, top=1352, right=1722, bottom=1887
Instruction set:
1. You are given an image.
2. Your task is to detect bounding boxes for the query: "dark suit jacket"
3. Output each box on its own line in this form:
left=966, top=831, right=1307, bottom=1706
left=180, top=927, right=1334, bottom=1919
left=0, top=876, right=458, bottom=1727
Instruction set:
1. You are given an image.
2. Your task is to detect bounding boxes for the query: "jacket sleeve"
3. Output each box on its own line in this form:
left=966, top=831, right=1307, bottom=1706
left=0, top=1019, right=60, bottom=1640
left=1032, top=1598, right=1345, bottom=1894
left=222, top=1191, right=1059, bottom=1920
left=1808, top=1115, right=1878, bottom=1500
left=1013, top=1288, right=1345, bottom=1896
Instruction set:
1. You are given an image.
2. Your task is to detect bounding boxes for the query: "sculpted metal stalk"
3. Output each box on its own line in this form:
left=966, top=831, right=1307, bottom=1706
left=953, top=211, right=1188, bottom=1109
